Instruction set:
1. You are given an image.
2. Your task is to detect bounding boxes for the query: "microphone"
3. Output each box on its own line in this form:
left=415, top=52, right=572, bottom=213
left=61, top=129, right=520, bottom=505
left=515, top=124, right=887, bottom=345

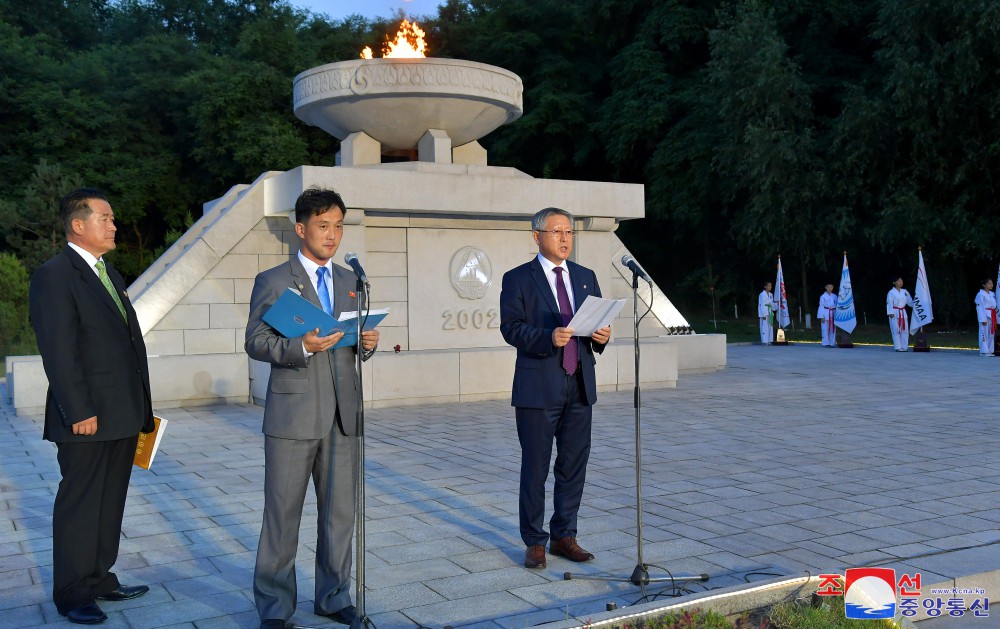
left=344, top=252, right=369, bottom=284
left=621, top=255, right=651, bottom=282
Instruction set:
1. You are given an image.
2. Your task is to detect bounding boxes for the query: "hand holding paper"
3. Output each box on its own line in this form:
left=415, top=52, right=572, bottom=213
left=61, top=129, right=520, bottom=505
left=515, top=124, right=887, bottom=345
left=360, top=329, right=380, bottom=351
left=552, top=327, right=574, bottom=347
left=567, top=295, right=626, bottom=336
left=591, top=326, right=611, bottom=344
left=263, top=288, right=389, bottom=349
left=303, top=328, right=345, bottom=353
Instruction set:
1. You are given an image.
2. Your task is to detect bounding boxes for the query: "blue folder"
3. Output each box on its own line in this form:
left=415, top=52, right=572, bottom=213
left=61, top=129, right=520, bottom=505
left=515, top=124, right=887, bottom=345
left=262, top=288, right=388, bottom=349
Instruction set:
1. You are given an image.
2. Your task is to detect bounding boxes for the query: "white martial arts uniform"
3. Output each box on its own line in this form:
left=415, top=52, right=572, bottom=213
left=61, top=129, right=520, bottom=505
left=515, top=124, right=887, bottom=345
left=886, top=287, right=914, bottom=351
left=758, top=290, right=776, bottom=345
left=817, top=292, right=837, bottom=347
left=975, top=289, right=997, bottom=356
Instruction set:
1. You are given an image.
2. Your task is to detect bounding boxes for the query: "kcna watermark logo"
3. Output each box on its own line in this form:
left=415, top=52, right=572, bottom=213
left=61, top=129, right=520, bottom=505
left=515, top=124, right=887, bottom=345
left=817, top=568, right=989, bottom=620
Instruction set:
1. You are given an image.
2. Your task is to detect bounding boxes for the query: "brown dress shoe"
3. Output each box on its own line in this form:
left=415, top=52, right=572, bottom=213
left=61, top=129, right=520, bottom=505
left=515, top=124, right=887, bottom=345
left=524, top=544, right=547, bottom=568
left=550, top=536, right=595, bottom=562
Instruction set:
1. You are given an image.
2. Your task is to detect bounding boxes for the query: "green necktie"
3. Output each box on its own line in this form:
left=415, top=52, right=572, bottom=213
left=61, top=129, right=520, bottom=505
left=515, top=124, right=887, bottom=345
left=96, top=260, right=127, bottom=321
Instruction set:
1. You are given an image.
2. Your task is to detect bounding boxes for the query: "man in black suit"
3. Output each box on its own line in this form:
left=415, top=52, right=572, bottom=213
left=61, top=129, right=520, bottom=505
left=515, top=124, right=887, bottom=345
left=29, top=188, right=154, bottom=624
left=500, top=207, right=611, bottom=569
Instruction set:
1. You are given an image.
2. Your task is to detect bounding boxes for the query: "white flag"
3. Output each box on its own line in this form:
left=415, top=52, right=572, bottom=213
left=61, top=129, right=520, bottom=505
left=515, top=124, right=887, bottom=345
left=774, top=257, right=791, bottom=328
left=835, top=253, right=857, bottom=334
left=909, top=248, right=933, bottom=334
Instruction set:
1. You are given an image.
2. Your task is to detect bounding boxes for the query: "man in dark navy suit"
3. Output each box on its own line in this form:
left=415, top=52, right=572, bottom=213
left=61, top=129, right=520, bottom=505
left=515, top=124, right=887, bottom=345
left=29, top=188, right=154, bottom=624
left=500, top=207, right=611, bottom=569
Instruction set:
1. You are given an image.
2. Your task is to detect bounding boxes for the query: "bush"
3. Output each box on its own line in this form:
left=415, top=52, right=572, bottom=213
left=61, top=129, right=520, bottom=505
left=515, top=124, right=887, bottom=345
left=610, top=608, right=732, bottom=629
left=0, top=253, right=37, bottom=362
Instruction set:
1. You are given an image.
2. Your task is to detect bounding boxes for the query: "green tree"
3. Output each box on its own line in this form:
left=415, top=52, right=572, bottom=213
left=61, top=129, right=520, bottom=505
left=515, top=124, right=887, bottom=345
left=440, top=0, right=609, bottom=179
left=0, top=253, right=35, bottom=357
left=0, top=160, right=82, bottom=273
left=867, top=1, right=1000, bottom=258
left=591, top=0, right=728, bottom=313
left=709, top=1, right=847, bottom=308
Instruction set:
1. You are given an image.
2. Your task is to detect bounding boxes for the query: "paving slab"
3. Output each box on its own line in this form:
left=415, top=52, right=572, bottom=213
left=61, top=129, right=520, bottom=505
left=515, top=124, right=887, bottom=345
left=1, top=343, right=998, bottom=627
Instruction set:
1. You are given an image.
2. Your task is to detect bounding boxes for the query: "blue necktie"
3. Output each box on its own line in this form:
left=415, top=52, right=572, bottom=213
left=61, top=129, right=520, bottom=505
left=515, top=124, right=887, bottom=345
left=316, top=266, right=333, bottom=315
left=554, top=267, right=578, bottom=375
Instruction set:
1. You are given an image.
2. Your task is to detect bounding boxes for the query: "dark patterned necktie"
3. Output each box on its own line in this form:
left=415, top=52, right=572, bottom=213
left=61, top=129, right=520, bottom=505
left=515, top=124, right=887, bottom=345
left=554, top=267, right=578, bottom=375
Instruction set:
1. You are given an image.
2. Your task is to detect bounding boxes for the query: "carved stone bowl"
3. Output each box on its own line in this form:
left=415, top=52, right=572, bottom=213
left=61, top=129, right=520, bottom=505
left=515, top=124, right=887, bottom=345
left=293, top=58, right=524, bottom=151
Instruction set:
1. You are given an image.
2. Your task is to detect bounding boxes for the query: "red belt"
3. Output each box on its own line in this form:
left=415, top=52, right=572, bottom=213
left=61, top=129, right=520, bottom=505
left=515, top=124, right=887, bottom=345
left=989, top=308, right=997, bottom=336
left=894, top=307, right=907, bottom=333
left=825, top=307, right=835, bottom=335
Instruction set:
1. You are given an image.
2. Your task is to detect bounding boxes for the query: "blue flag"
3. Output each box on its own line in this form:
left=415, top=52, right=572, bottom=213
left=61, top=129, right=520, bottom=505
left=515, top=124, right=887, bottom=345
left=835, top=254, right=857, bottom=334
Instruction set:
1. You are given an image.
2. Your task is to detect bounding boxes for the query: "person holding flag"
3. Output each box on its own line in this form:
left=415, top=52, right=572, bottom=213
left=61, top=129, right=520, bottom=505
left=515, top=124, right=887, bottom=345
left=817, top=283, right=837, bottom=347
left=758, top=281, right=777, bottom=345
left=886, top=275, right=914, bottom=352
left=975, top=278, right=997, bottom=357
left=995, top=263, right=1000, bottom=355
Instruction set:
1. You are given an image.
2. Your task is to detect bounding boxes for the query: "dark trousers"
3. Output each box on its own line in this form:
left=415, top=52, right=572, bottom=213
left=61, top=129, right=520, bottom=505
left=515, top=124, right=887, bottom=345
left=53, top=435, right=138, bottom=614
left=515, top=370, right=592, bottom=547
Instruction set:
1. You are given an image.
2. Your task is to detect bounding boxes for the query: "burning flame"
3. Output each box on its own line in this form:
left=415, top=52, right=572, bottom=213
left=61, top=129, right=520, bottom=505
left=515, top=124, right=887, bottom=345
left=359, top=19, right=428, bottom=59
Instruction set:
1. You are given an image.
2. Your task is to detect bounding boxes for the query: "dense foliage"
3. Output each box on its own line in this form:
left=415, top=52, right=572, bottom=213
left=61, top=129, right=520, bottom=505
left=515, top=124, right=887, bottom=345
left=1, top=0, right=998, bottom=329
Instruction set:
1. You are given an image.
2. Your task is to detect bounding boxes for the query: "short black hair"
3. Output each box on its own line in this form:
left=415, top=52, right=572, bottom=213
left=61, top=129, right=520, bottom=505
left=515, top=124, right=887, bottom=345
left=983, top=278, right=994, bottom=288
left=891, top=274, right=904, bottom=283
left=60, top=188, right=108, bottom=236
left=294, top=188, right=346, bottom=224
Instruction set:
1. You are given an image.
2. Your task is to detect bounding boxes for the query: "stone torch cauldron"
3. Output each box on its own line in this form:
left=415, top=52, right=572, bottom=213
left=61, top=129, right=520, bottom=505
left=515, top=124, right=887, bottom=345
left=292, top=58, right=524, bottom=152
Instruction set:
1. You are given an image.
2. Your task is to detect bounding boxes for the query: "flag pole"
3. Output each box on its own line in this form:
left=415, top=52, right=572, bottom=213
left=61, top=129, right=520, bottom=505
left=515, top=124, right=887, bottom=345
left=835, top=250, right=856, bottom=348
left=774, top=254, right=790, bottom=344
left=912, top=245, right=933, bottom=352
left=918, top=246, right=923, bottom=333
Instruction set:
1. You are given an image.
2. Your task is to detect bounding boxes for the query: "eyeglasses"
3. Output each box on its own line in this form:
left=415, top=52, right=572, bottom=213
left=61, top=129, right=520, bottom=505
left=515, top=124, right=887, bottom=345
left=536, top=230, right=575, bottom=238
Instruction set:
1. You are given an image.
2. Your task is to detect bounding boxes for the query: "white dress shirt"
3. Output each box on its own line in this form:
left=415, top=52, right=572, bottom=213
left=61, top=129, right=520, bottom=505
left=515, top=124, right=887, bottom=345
left=67, top=242, right=104, bottom=277
left=536, top=253, right=575, bottom=314
left=297, top=251, right=335, bottom=357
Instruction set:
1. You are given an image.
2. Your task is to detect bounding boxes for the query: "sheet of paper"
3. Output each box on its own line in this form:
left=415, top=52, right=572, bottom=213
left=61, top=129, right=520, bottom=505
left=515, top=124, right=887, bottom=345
left=567, top=295, right=626, bottom=336
left=337, top=307, right=391, bottom=322
left=332, top=308, right=391, bottom=349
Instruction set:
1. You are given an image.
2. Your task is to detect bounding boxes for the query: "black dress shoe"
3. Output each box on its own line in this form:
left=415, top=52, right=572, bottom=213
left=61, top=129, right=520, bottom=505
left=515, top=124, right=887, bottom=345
left=97, top=584, right=149, bottom=601
left=319, top=605, right=357, bottom=625
left=260, top=620, right=293, bottom=629
left=67, top=603, right=108, bottom=624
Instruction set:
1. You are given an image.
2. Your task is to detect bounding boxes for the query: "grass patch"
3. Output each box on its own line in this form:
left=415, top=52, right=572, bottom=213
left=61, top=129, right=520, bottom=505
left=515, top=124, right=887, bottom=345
left=759, top=595, right=900, bottom=628
left=603, top=607, right=732, bottom=628
left=685, top=315, right=978, bottom=350
left=600, top=596, right=901, bottom=629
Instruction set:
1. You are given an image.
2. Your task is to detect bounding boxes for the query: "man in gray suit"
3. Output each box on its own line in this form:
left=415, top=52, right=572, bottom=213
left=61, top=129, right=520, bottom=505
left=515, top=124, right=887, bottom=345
left=245, top=188, right=379, bottom=629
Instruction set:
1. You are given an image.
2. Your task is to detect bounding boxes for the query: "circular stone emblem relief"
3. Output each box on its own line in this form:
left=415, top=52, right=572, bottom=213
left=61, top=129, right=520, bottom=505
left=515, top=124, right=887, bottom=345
left=450, top=247, right=492, bottom=300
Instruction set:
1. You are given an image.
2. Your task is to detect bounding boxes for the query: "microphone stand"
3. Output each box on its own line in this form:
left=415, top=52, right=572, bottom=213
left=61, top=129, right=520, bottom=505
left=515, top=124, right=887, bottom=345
left=564, top=269, right=708, bottom=600
left=351, top=277, right=373, bottom=629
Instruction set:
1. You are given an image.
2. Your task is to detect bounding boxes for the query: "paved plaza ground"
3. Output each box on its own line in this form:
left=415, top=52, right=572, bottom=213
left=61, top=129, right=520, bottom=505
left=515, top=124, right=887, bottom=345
left=1, top=342, right=998, bottom=628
